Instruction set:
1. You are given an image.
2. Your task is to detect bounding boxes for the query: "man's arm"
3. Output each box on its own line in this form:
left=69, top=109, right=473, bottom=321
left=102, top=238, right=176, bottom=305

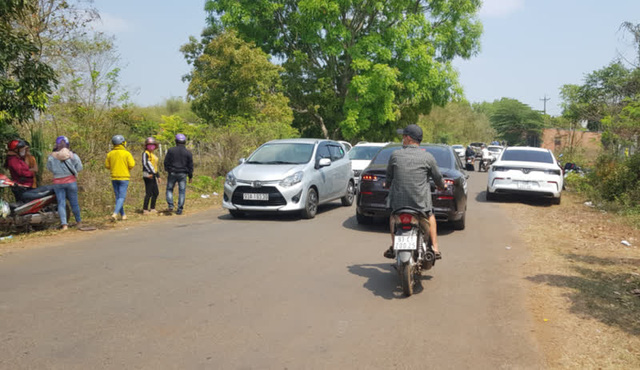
left=384, top=153, right=395, bottom=189
left=428, top=156, right=445, bottom=189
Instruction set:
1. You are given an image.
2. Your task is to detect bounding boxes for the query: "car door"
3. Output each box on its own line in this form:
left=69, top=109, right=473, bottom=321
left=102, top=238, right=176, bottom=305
left=328, top=142, right=351, bottom=197
left=314, top=142, right=332, bottom=201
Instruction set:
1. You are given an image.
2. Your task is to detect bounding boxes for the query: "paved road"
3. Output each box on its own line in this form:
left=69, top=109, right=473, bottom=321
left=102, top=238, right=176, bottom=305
left=0, top=171, right=542, bottom=369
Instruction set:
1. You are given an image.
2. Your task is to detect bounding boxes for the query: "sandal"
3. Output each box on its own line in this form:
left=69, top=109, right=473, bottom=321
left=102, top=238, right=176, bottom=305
left=383, top=246, right=395, bottom=259
left=435, top=251, right=442, bottom=260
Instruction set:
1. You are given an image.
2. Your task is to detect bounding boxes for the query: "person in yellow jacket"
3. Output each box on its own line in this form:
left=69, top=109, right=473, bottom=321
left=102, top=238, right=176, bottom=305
left=105, top=135, right=135, bottom=221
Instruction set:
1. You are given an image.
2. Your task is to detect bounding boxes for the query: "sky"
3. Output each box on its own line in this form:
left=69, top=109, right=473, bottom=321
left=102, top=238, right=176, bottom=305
left=92, top=0, right=640, bottom=117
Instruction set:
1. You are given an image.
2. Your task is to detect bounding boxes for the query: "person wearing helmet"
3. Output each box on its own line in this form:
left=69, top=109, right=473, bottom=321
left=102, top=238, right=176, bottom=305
left=47, top=136, right=83, bottom=230
left=105, top=134, right=135, bottom=221
left=163, top=133, right=193, bottom=215
left=4, top=139, right=34, bottom=201
left=142, top=137, right=161, bottom=214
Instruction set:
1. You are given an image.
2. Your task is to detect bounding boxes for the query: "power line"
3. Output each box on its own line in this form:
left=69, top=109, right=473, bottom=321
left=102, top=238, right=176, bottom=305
left=540, top=94, right=550, bottom=115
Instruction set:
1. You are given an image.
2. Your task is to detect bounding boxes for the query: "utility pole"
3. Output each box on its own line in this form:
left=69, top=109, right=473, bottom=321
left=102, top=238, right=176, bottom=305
left=540, top=94, right=550, bottom=115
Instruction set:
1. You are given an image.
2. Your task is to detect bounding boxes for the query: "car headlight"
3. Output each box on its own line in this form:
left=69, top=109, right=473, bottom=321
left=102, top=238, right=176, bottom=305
left=225, top=172, right=237, bottom=186
left=280, top=171, right=304, bottom=187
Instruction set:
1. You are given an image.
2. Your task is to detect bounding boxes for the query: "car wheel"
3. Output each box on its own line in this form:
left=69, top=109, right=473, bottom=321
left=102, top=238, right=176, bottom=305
left=341, top=180, right=355, bottom=206
left=229, top=210, right=245, bottom=218
left=551, top=194, right=561, bottom=205
left=486, top=187, right=496, bottom=201
left=356, top=211, right=373, bottom=224
left=452, top=211, right=466, bottom=230
left=301, top=188, right=318, bottom=219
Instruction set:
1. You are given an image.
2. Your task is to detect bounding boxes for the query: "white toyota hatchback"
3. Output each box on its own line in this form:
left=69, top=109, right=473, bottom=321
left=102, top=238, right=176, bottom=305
left=486, top=146, right=563, bottom=204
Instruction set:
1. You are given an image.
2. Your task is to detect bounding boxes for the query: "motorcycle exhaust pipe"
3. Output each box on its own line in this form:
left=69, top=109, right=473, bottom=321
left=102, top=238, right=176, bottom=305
left=424, top=250, right=435, bottom=262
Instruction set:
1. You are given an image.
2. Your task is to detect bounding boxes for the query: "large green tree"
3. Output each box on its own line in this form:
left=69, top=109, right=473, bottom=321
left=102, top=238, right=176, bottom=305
left=196, top=0, right=482, bottom=140
left=0, top=0, right=57, bottom=129
left=488, top=98, right=544, bottom=146
left=419, top=101, right=495, bottom=144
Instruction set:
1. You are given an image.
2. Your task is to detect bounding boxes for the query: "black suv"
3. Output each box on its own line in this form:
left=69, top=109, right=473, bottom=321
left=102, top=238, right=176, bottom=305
left=355, top=144, right=468, bottom=230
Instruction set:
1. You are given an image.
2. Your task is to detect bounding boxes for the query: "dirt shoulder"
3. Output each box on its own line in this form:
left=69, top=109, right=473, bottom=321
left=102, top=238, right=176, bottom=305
left=501, top=193, right=640, bottom=369
left=0, top=195, right=225, bottom=256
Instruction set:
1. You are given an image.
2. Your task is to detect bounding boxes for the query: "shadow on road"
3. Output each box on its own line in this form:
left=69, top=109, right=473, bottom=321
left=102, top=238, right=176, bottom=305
left=526, top=253, right=640, bottom=336
left=348, top=263, right=433, bottom=300
left=216, top=203, right=344, bottom=222
left=476, top=190, right=553, bottom=208
left=341, top=214, right=455, bottom=236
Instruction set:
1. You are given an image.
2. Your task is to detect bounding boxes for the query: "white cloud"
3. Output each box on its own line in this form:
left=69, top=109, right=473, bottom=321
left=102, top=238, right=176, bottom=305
left=92, top=13, right=130, bottom=34
left=479, top=0, right=525, bottom=18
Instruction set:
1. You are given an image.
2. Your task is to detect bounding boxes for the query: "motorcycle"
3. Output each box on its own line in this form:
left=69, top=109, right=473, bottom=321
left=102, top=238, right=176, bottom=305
left=0, top=174, right=62, bottom=231
left=478, top=157, right=494, bottom=172
left=465, top=156, right=475, bottom=171
left=392, top=208, right=436, bottom=296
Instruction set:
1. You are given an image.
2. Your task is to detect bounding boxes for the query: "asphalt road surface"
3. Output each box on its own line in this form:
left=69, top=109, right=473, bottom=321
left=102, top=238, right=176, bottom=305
left=0, top=171, right=543, bottom=369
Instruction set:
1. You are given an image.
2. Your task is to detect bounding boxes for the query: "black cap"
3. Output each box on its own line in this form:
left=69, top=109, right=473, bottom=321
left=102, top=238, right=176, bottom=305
left=396, top=124, right=423, bottom=143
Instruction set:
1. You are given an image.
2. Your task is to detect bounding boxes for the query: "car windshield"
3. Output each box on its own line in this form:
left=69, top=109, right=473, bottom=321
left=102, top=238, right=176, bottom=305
left=371, top=146, right=454, bottom=169
left=452, top=145, right=463, bottom=150
left=501, top=149, right=554, bottom=163
left=246, top=143, right=314, bottom=164
left=348, top=146, right=382, bottom=160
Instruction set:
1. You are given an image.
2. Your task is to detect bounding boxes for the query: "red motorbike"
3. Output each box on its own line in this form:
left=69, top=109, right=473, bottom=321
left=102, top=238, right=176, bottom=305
left=0, top=174, right=62, bottom=231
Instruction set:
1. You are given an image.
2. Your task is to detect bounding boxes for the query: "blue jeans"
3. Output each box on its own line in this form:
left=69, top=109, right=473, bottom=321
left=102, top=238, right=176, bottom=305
left=54, top=182, right=81, bottom=226
left=111, top=180, right=129, bottom=216
left=166, top=173, right=187, bottom=211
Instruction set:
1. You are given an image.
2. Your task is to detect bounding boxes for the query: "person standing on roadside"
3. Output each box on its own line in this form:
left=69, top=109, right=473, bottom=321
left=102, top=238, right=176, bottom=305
left=23, top=141, right=38, bottom=188
left=164, top=133, right=193, bottom=215
left=142, top=137, right=161, bottom=215
left=47, top=136, right=83, bottom=230
left=105, top=135, right=135, bottom=221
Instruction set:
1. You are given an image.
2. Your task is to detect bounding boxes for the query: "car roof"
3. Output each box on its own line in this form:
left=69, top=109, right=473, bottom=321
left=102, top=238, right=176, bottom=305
left=383, top=142, right=450, bottom=149
left=503, top=146, right=549, bottom=152
left=353, top=142, right=389, bottom=147
left=265, top=138, right=328, bottom=145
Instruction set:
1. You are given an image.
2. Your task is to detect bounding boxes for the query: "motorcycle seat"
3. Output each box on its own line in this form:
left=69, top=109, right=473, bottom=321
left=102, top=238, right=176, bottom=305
left=21, top=186, right=55, bottom=202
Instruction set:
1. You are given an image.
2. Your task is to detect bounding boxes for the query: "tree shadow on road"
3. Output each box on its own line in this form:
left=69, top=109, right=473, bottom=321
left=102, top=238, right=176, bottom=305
left=348, top=263, right=433, bottom=300
left=526, top=253, right=640, bottom=336
left=216, top=203, right=343, bottom=222
left=341, top=215, right=455, bottom=237
left=477, top=190, right=554, bottom=207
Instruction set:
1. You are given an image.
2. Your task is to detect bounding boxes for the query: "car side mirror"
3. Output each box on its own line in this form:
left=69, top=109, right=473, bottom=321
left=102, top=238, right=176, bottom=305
left=317, top=158, right=331, bottom=168
left=238, top=158, right=246, bottom=165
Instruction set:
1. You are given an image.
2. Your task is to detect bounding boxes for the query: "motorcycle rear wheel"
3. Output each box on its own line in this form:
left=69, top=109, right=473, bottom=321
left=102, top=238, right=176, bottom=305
left=400, top=263, right=414, bottom=296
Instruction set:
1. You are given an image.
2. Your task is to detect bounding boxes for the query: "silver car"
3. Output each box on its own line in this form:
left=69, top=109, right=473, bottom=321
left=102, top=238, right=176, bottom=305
left=223, top=138, right=355, bottom=219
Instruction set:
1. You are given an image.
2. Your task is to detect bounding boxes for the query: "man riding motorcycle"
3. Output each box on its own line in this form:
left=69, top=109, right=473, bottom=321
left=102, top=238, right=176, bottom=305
left=383, top=124, right=446, bottom=260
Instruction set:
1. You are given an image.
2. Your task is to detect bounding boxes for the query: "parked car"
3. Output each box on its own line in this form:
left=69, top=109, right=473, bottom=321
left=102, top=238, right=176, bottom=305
left=223, top=138, right=355, bottom=219
left=486, top=146, right=563, bottom=204
left=356, top=144, right=468, bottom=230
left=348, top=142, right=388, bottom=189
left=451, top=144, right=465, bottom=160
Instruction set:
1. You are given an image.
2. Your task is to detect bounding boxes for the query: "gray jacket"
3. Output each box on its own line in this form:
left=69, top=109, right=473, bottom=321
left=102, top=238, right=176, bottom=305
left=47, top=148, right=83, bottom=179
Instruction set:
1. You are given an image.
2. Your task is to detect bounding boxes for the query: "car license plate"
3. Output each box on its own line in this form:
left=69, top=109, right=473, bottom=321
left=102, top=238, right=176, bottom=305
left=517, top=181, right=533, bottom=190
left=394, top=235, right=417, bottom=250
left=243, top=193, right=269, bottom=201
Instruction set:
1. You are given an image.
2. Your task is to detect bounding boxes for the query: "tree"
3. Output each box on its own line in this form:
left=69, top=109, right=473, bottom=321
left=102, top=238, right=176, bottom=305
left=198, top=0, right=482, bottom=140
left=419, top=101, right=495, bottom=144
left=0, top=0, right=58, bottom=129
left=489, top=98, right=544, bottom=146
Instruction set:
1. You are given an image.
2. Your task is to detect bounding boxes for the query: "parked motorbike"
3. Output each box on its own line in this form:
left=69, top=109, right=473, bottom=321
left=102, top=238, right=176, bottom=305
left=0, top=174, right=62, bottom=231
left=465, top=156, right=475, bottom=171
left=392, top=209, right=436, bottom=296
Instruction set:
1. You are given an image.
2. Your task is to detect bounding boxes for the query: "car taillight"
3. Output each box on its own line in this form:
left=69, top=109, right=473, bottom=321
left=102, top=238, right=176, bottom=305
left=544, top=169, right=561, bottom=175
left=361, top=174, right=379, bottom=181
left=444, top=179, right=454, bottom=186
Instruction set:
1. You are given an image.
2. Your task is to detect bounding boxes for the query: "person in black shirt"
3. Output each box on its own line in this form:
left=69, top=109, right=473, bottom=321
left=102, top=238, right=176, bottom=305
left=164, top=133, right=193, bottom=215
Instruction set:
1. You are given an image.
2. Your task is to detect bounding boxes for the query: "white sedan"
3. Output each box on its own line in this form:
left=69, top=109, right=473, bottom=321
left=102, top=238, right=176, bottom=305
left=486, top=147, right=563, bottom=204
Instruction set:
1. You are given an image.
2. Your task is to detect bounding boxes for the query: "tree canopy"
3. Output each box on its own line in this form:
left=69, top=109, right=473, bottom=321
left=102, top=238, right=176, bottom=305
left=199, top=0, right=482, bottom=140
left=485, top=98, right=544, bottom=146
left=0, top=0, right=58, bottom=129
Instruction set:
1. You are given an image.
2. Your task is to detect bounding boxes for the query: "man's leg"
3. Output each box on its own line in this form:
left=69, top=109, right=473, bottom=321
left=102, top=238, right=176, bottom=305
left=428, top=213, right=440, bottom=255
left=165, top=174, right=176, bottom=211
left=176, top=174, right=187, bottom=213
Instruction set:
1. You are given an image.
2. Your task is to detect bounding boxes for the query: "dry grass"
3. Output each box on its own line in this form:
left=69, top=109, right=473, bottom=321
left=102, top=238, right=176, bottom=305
left=501, top=193, right=640, bottom=369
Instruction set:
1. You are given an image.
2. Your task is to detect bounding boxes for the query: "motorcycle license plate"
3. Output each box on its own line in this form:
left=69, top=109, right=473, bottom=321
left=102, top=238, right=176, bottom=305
left=394, top=235, right=417, bottom=250
left=243, top=193, right=269, bottom=201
